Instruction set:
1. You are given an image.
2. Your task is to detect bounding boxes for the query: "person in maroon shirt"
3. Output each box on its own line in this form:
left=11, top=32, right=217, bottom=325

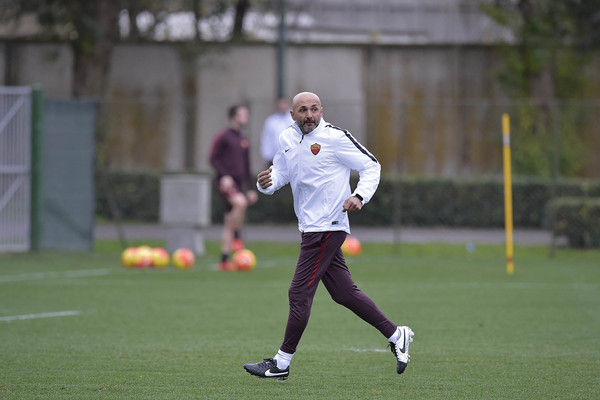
left=210, top=104, right=258, bottom=271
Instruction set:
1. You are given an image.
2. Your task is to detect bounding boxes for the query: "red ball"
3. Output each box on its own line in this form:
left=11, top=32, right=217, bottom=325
left=341, top=236, right=362, bottom=257
left=172, top=248, right=195, bottom=269
left=134, top=246, right=154, bottom=269
left=152, top=247, right=170, bottom=268
left=233, top=249, right=256, bottom=271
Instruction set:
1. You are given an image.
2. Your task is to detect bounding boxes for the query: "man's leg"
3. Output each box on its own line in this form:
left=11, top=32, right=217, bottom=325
left=221, top=192, right=247, bottom=253
left=320, top=249, right=396, bottom=339
left=220, top=192, right=247, bottom=270
left=321, top=251, right=414, bottom=374
left=244, top=231, right=346, bottom=379
left=280, top=231, right=347, bottom=354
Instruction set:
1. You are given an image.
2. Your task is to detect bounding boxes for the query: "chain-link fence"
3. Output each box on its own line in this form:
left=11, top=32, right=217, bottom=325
left=93, top=95, right=600, bottom=248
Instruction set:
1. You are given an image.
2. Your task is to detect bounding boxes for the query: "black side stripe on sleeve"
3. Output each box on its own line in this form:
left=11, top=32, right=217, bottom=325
left=327, top=124, right=379, bottom=163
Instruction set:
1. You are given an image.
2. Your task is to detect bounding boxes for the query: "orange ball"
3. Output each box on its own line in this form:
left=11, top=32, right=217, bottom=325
left=151, top=247, right=170, bottom=268
left=172, top=248, right=195, bottom=269
left=121, top=247, right=138, bottom=268
left=134, top=245, right=154, bottom=268
left=341, top=236, right=362, bottom=257
left=233, top=249, right=256, bottom=271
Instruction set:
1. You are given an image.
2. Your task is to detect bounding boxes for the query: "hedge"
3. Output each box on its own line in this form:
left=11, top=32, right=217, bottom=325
left=95, top=169, right=600, bottom=229
left=95, top=170, right=161, bottom=222
left=547, top=197, right=600, bottom=248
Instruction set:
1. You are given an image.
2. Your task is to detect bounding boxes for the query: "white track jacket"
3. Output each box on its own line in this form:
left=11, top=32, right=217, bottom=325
left=257, top=119, right=381, bottom=234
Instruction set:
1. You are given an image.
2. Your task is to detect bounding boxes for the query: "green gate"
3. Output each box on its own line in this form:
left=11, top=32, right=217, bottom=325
left=40, top=99, right=96, bottom=251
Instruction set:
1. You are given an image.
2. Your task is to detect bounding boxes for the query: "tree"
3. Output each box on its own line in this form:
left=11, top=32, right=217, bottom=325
left=0, top=0, right=122, bottom=97
left=481, top=0, right=600, bottom=177
left=232, top=0, right=250, bottom=40
left=0, top=0, right=257, bottom=97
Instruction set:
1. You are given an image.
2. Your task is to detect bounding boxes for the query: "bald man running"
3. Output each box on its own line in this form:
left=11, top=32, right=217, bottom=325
left=243, top=92, right=414, bottom=380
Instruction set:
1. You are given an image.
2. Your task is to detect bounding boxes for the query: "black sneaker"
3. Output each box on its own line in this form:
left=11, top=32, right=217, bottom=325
left=389, top=326, right=414, bottom=374
left=243, top=358, right=289, bottom=380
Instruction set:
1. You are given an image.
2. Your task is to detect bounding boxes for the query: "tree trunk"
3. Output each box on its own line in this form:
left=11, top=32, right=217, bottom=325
left=72, top=0, right=119, bottom=98
left=232, top=0, right=249, bottom=40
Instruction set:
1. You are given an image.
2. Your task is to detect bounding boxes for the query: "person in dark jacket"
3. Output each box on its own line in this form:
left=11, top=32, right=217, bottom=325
left=209, top=104, right=257, bottom=271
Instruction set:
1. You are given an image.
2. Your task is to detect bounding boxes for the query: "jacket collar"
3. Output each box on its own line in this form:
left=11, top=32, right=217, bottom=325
left=293, top=118, right=327, bottom=138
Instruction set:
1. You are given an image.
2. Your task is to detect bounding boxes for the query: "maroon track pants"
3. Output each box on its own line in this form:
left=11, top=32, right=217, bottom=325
left=280, top=231, right=397, bottom=354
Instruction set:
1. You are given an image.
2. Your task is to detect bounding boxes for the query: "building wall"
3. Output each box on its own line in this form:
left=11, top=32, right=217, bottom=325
left=3, top=42, right=73, bottom=98
left=106, top=44, right=186, bottom=171
left=365, top=45, right=506, bottom=175
left=1, top=40, right=598, bottom=177
left=196, top=44, right=365, bottom=173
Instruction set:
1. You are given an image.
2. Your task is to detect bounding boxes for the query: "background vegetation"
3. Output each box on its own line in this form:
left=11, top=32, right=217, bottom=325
left=481, top=0, right=600, bottom=177
left=95, top=170, right=600, bottom=228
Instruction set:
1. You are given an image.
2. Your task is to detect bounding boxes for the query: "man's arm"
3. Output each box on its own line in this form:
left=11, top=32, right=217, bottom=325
left=256, top=142, right=290, bottom=195
left=352, top=160, right=380, bottom=206
left=336, top=131, right=381, bottom=205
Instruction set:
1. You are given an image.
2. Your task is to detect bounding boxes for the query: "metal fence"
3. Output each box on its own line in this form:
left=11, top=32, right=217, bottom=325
left=0, top=86, right=32, bottom=252
left=0, top=92, right=591, bottom=249
left=95, top=95, right=600, bottom=249
left=0, top=89, right=96, bottom=253
left=98, top=96, right=600, bottom=180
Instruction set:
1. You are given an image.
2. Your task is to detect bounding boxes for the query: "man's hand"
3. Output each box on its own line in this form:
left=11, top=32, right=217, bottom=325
left=257, top=168, right=272, bottom=189
left=342, top=196, right=362, bottom=213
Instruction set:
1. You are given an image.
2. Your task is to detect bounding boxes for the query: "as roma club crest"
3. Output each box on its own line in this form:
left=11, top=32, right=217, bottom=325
left=311, top=143, right=321, bottom=155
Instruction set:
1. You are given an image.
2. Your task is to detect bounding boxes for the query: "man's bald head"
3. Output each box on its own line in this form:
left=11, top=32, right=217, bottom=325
left=292, top=92, right=321, bottom=109
left=291, top=92, right=323, bottom=135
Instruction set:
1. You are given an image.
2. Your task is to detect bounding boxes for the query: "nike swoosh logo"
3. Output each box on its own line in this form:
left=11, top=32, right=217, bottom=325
left=398, top=332, right=406, bottom=353
left=265, top=369, right=287, bottom=377
left=284, top=148, right=290, bottom=153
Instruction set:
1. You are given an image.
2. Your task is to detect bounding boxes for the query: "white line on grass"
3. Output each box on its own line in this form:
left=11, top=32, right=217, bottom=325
left=0, top=310, right=80, bottom=322
left=0, top=268, right=110, bottom=284
left=346, top=348, right=388, bottom=353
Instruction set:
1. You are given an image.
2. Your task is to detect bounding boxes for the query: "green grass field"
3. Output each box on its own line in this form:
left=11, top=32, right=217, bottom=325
left=1, top=240, right=599, bottom=399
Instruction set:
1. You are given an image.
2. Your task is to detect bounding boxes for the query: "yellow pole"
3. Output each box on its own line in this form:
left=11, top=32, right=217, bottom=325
left=502, top=113, right=515, bottom=275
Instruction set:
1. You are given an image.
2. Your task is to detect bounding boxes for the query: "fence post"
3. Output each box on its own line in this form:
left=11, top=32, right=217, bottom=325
left=30, top=86, right=44, bottom=251
left=550, top=100, right=561, bottom=257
